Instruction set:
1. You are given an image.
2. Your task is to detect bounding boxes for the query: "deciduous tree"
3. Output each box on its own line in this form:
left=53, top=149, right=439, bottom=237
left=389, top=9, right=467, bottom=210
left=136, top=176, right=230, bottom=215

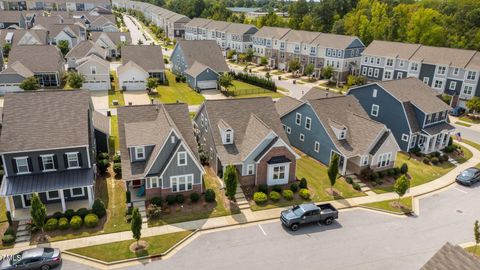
left=19, top=76, right=40, bottom=91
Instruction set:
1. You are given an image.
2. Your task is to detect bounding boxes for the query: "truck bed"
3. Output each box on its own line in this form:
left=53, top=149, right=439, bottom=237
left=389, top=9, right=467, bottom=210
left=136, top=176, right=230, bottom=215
left=317, top=203, right=338, bottom=217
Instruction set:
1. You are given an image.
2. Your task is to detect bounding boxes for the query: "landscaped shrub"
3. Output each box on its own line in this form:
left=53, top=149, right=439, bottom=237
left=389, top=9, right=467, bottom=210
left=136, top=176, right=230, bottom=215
left=299, top=178, right=308, bottom=189
left=58, top=218, right=69, bottom=230
left=376, top=179, right=383, bottom=185
left=423, top=157, right=430, bottom=164
left=190, top=192, right=200, bottom=203
left=84, top=214, right=99, bottom=228
left=431, top=157, right=440, bottom=165
left=346, top=177, right=353, bottom=184
left=113, top=163, right=122, bottom=175
left=6, top=211, right=12, bottom=226
left=443, top=145, right=456, bottom=153
left=70, top=216, right=83, bottom=230
left=387, top=168, right=395, bottom=176
left=166, top=194, right=176, bottom=205
left=400, top=163, right=408, bottom=174
left=230, top=71, right=277, bottom=91
left=92, top=199, right=107, bottom=218
left=113, top=154, right=121, bottom=163
left=410, top=146, right=421, bottom=155
left=290, top=183, right=299, bottom=193
left=253, top=192, right=268, bottom=204
left=269, top=191, right=281, bottom=202
left=371, top=181, right=377, bottom=186
left=2, top=235, right=15, bottom=244
left=352, top=183, right=361, bottom=191
left=360, top=167, right=374, bottom=180
left=204, top=189, right=216, bottom=203
left=299, top=189, right=311, bottom=200
left=272, top=185, right=282, bottom=193
left=97, top=152, right=109, bottom=160
left=282, top=190, right=294, bottom=201
left=76, top=208, right=90, bottom=218
left=45, top=218, right=58, bottom=231
left=258, top=184, right=268, bottom=194
left=441, top=154, right=450, bottom=162
left=52, top=212, right=64, bottom=219
left=164, top=58, right=169, bottom=64
left=126, top=190, right=131, bottom=204
left=393, top=167, right=401, bottom=176
left=432, top=151, right=441, bottom=158
left=378, top=171, right=385, bottom=179
left=65, top=209, right=75, bottom=220
left=176, top=194, right=185, bottom=204
left=370, top=172, right=379, bottom=181
left=150, top=196, right=162, bottom=206
left=96, top=159, right=110, bottom=174
left=4, top=227, right=14, bottom=236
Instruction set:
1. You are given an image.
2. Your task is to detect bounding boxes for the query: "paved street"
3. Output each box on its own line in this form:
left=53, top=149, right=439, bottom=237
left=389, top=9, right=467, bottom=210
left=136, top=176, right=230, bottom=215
left=59, top=181, right=480, bottom=270
left=123, top=15, right=149, bottom=45
left=452, top=123, right=480, bottom=144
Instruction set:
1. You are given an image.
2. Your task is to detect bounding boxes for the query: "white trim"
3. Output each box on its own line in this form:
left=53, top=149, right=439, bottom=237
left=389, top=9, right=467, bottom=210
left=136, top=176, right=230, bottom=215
left=314, top=141, right=320, bottom=153
left=299, top=133, right=305, bottom=142
left=401, top=134, right=409, bottom=142
left=14, top=156, right=30, bottom=175
left=66, top=152, right=80, bottom=169
left=247, top=164, right=254, bottom=175
left=41, top=154, right=56, bottom=172
left=135, top=146, right=145, bottom=160
left=46, top=190, right=60, bottom=200
left=86, top=146, right=91, bottom=168
left=286, top=126, right=291, bottom=134
left=305, top=117, right=312, bottom=130
left=70, top=187, right=85, bottom=198
left=371, top=104, right=379, bottom=117
left=177, top=151, right=187, bottom=166
left=295, top=112, right=302, bottom=126
left=146, top=176, right=160, bottom=189
left=170, top=174, right=194, bottom=192
left=20, top=194, right=32, bottom=208
left=2, top=155, right=8, bottom=177
left=1, top=145, right=89, bottom=155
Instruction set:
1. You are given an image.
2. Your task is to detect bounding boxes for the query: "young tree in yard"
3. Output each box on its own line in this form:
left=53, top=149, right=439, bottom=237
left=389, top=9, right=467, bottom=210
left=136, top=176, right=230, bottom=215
left=265, top=71, right=271, bottom=80
left=304, top=63, right=314, bottom=80
left=131, top=207, right=142, bottom=248
left=288, top=59, right=301, bottom=76
left=393, top=175, right=410, bottom=207
left=224, top=164, right=238, bottom=200
left=260, top=56, right=268, bottom=66
left=19, top=76, right=40, bottom=91
left=474, top=220, right=480, bottom=255
left=328, top=154, right=339, bottom=195
left=321, top=65, right=334, bottom=80
left=67, top=72, right=84, bottom=89
left=218, top=73, right=234, bottom=90
left=2, top=43, right=11, bottom=58
left=57, top=40, right=70, bottom=56
left=147, top=77, right=159, bottom=89
left=245, top=48, right=254, bottom=62
left=30, top=193, right=47, bottom=235
left=466, top=97, right=480, bottom=116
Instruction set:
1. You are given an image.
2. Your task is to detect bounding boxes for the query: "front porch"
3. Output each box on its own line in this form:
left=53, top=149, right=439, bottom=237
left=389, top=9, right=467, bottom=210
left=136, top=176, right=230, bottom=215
left=12, top=199, right=90, bottom=221
left=412, top=129, right=452, bottom=154
left=126, top=180, right=146, bottom=203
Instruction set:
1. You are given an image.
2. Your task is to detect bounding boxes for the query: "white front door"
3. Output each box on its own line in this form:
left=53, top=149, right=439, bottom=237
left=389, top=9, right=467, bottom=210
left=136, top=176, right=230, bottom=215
left=267, top=163, right=290, bottom=186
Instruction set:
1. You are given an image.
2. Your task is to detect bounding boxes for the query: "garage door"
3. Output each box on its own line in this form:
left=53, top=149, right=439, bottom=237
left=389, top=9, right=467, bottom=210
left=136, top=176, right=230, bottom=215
left=122, top=81, right=145, bottom=91
left=197, top=80, right=217, bottom=90
left=84, top=81, right=110, bottom=91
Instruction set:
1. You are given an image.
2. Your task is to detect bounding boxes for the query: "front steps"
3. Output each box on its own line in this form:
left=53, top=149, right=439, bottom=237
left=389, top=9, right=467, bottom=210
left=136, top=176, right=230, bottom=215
left=132, top=201, right=148, bottom=228
left=15, top=220, right=31, bottom=244
left=234, top=186, right=250, bottom=210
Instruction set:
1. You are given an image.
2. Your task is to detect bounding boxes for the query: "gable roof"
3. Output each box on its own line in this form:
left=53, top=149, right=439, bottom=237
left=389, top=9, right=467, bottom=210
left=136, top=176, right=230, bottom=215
left=363, top=40, right=421, bottom=59
left=204, top=20, right=231, bottom=31
left=66, top=40, right=107, bottom=59
left=421, top=242, right=480, bottom=270
left=202, top=97, right=290, bottom=164
left=282, top=30, right=320, bottom=43
left=185, top=61, right=218, bottom=78
left=376, top=77, right=450, bottom=113
left=225, top=23, right=257, bottom=35
left=0, top=11, right=24, bottom=23
left=308, top=96, right=388, bottom=158
left=117, top=103, right=200, bottom=181
left=301, top=87, right=341, bottom=101
left=8, top=45, right=64, bottom=73
left=185, top=18, right=212, bottom=28
left=0, top=61, right=33, bottom=78
left=176, top=40, right=229, bottom=73
left=0, top=29, right=48, bottom=47
left=121, top=45, right=165, bottom=71
left=90, top=31, right=132, bottom=45
left=275, top=96, right=303, bottom=117
left=311, top=33, right=364, bottom=49
left=47, top=24, right=81, bottom=38
left=0, top=90, right=91, bottom=153
left=252, top=26, right=290, bottom=39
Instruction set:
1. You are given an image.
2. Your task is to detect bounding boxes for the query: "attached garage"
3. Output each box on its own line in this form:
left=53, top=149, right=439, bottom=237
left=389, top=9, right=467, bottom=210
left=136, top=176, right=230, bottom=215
left=84, top=80, right=110, bottom=91
left=185, top=62, right=220, bottom=91
left=121, top=80, right=146, bottom=91
left=197, top=80, right=217, bottom=90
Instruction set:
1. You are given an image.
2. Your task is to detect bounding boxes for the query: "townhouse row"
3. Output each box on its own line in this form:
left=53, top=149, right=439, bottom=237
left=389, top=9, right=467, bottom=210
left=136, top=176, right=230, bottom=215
left=112, top=0, right=190, bottom=41
left=0, top=0, right=110, bottom=11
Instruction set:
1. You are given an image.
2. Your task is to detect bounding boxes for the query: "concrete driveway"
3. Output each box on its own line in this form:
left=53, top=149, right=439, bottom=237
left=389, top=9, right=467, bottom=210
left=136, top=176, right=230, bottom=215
left=201, top=90, right=226, bottom=100
left=90, top=91, right=109, bottom=115
left=123, top=91, right=151, bottom=105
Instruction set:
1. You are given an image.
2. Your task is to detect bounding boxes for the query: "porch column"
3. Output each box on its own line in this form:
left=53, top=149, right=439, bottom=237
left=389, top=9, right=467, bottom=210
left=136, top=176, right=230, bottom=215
left=4, top=197, right=11, bottom=212
left=59, top=189, right=66, bottom=212
left=341, top=156, right=348, bottom=176
left=424, top=136, right=431, bottom=153
left=87, top=186, right=93, bottom=208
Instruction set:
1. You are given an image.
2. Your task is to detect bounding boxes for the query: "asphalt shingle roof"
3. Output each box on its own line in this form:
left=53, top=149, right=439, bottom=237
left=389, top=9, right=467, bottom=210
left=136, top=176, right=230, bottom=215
left=252, top=26, right=290, bottom=39
left=66, top=40, right=107, bottom=59
left=0, top=29, right=48, bottom=47
left=421, top=242, right=480, bottom=270
left=90, top=31, right=132, bottom=45
left=121, top=45, right=165, bottom=71
left=0, top=90, right=91, bottom=153
left=176, top=40, right=229, bottom=73
left=8, top=45, right=64, bottom=73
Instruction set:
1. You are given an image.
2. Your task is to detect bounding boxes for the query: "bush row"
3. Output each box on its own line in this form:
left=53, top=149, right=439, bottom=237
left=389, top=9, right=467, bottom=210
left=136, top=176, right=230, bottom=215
left=148, top=189, right=216, bottom=207
left=230, top=71, right=277, bottom=91
left=50, top=199, right=106, bottom=221
left=45, top=213, right=99, bottom=231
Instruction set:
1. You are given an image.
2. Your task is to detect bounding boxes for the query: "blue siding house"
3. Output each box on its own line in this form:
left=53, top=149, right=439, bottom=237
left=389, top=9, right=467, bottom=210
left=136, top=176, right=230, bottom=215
left=276, top=95, right=399, bottom=175
left=348, top=78, right=454, bottom=154
left=171, top=40, right=229, bottom=91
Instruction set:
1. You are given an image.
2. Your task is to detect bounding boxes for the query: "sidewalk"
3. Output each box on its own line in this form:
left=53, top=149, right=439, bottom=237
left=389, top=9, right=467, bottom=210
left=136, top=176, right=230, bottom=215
left=5, top=142, right=480, bottom=257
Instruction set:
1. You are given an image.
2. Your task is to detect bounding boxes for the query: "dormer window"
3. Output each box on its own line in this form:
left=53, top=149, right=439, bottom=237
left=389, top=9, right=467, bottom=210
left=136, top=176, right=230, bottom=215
left=339, top=130, right=346, bottom=140
left=135, top=146, right=145, bottom=160
left=225, top=130, right=232, bottom=144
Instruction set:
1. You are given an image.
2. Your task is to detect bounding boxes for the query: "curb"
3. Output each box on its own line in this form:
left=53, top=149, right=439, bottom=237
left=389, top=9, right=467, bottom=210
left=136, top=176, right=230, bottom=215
left=357, top=205, right=412, bottom=216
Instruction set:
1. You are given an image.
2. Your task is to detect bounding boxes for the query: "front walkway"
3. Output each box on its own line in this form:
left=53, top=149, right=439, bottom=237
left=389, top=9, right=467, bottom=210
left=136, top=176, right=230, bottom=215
left=4, top=142, right=479, bottom=259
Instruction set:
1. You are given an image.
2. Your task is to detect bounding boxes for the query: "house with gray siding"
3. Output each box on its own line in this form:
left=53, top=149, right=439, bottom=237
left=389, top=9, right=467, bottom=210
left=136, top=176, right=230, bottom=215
left=360, top=40, right=480, bottom=108
left=193, top=98, right=299, bottom=187
left=276, top=95, right=399, bottom=175
left=171, top=40, right=229, bottom=91
left=348, top=78, right=454, bottom=154
left=117, top=103, right=204, bottom=203
left=0, top=90, right=96, bottom=220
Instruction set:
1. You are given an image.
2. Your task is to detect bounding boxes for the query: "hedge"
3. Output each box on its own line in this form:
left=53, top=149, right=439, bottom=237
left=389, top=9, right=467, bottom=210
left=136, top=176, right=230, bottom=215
left=230, top=71, right=277, bottom=91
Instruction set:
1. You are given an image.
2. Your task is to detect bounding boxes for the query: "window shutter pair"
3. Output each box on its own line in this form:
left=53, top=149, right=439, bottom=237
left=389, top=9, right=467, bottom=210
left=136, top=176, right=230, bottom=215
left=11, top=157, right=33, bottom=174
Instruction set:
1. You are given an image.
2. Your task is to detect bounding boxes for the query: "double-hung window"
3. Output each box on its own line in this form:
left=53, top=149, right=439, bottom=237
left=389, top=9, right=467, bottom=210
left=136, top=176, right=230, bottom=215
left=148, top=176, right=160, bottom=189
left=171, top=175, right=193, bottom=192
left=70, top=188, right=85, bottom=197
left=15, top=157, right=30, bottom=174
left=177, top=152, right=187, bottom=166
left=371, top=104, right=379, bottom=117
left=467, top=71, right=477, bottom=81
left=386, top=58, right=393, bottom=67
left=295, top=113, right=301, bottom=126
left=66, top=152, right=79, bottom=168
left=305, top=117, right=311, bottom=130
left=437, top=66, right=446, bottom=75
left=247, top=164, right=254, bottom=175
left=377, top=153, right=391, bottom=168
left=272, top=165, right=285, bottom=180
left=135, top=147, right=145, bottom=160
left=41, top=155, right=55, bottom=171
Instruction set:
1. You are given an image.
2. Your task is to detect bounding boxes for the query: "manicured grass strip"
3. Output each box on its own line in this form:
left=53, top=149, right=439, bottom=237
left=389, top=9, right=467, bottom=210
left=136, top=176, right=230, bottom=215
left=156, top=71, right=205, bottom=105
left=464, top=245, right=480, bottom=257
left=361, top=197, right=413, bottom=214
left=0, top=200, right=6, bottom=223
left=454, top=143, right=473, bottom=164
left=373, top=153, right=455, bottom=194
left=459, top=116, right=480, bottom=124
left=462, top=139, right=480, bottom=151
left=108, top=71, right=125, bottom=108
left=455, top=121, right=472, bottom=127
left=109, top=115, right=119, bottom=154
left=67, top=231, right=191, bottom=262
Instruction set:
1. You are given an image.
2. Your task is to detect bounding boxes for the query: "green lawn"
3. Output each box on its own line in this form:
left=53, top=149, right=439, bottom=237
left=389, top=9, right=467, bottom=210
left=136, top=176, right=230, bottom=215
left=108, top=71, right=125, bottom=108
left=361, top=197, right=413, bottom=214
left=462, top=139, right=480, bottom=151
left=156, top=71, right=205, bottom=105
left=372, top=153, right=455, bottom=194
left=459, top=116, right=480, bottom=124
left=252, top=155, right=366, bottom=211
left=464, top=245, right=480, bottom=257
left=67, top=231, right=191, bottom=262
left=319, top=82, right=348, bottom=93
left=454, top=143, right=473, bottom=164
left=455, top=121, right=472, bottom=127
left=0, top=200, right=6, bottom=223
left=227, top=80, right=284, bottom=99
left=109, top=115, right=119, bottom=154
left=43, top=172, right=130, bottom=242
left=148, top=167, right=240, bottom=226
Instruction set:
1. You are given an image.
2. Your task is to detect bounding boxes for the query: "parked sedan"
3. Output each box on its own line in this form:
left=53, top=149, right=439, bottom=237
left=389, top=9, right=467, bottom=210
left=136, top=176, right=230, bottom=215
left=456, top=167, right=480, bottom=186
left=0, top=247, right=61, bottom=270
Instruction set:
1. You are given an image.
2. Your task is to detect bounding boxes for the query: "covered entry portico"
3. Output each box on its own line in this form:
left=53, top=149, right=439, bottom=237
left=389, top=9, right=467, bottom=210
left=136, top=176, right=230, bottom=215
left=412, top=123, right=454, bottom=154
left=0, top=168, right=95, bottom=220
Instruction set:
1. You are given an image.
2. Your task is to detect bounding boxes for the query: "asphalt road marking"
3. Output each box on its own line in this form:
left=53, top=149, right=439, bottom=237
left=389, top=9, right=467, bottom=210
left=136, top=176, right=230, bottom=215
left=454, top=187, right=468, bottom=194
left=258, top=224, right=267, bottom=236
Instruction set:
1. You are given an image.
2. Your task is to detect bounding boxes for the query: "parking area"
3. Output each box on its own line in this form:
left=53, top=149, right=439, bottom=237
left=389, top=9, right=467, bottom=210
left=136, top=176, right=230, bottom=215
left=90, top=91, right=109, bottom=115
left=123, top=91, right=151, bottom=105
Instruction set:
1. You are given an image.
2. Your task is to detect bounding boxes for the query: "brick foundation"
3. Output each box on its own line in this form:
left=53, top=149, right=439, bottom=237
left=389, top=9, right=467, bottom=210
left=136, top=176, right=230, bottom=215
left=256, top=146, right=296, bottom=186
left=145, top=184, right=203, bottom=204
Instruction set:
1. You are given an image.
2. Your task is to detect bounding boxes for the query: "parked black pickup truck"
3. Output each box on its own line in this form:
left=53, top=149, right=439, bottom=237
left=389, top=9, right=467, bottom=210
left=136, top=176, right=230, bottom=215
left=280, top=203, right=339, bottom=231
